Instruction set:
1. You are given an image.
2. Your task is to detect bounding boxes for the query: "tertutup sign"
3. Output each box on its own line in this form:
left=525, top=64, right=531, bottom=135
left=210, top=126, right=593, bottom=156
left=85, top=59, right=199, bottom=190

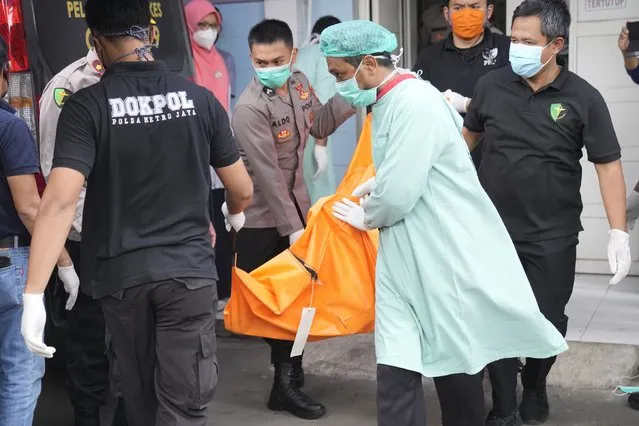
left=585, top=0, right=627, bottom=11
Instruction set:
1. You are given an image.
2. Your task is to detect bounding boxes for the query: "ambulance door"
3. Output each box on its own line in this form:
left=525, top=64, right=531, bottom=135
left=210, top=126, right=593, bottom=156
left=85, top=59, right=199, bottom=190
left=569, top=0, right=638, bottom=275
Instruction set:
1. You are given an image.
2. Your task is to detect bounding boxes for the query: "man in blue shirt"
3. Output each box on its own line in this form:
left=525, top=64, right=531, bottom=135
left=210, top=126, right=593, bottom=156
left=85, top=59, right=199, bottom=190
left=0, top=35, right=79, bottom=425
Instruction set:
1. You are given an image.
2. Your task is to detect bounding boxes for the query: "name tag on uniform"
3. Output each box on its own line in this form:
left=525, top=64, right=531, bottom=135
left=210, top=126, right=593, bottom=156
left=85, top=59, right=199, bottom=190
left=290, top=307, right=316, bottom=357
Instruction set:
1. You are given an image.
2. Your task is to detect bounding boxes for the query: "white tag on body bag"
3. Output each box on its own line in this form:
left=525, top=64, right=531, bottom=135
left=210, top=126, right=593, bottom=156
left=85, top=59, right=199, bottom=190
left=290, top=307, right=316, bottom=357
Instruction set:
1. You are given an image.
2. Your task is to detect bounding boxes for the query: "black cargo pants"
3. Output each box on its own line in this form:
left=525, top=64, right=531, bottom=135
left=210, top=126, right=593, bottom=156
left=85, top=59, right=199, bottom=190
left=65, top=240, right=118, bottom=422
left=101, top=279, right=218, bottom=426
left=488, top=234, right=578, bottom=416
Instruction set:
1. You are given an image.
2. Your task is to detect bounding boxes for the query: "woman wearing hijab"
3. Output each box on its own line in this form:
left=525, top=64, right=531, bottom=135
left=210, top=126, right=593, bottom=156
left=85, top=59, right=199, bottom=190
left=185, top=0, right=230, bottom=110
left=185, top=0, right=233, bottom=318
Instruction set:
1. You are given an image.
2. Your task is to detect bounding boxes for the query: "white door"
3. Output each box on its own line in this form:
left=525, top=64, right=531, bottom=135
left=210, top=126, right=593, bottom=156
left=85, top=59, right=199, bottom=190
left=353, top=0, right=418, bottom=134
left=364, top=0, right=419, bottom=68
left=569, top=0, right=639, bottom=275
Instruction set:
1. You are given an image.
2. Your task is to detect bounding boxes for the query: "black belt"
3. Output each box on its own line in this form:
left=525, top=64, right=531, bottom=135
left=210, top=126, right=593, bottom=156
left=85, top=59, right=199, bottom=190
left=0, top=235, right=30, bottom=249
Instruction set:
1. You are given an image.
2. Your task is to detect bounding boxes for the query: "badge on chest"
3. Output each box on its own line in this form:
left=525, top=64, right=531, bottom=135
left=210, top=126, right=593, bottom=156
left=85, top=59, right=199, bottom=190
left=550, top=103, right=567, bottom=122
left=272, top=116, right=293, bottom=142
left=276, top=129, right=291, bottom=140
left=483, top=48, right=498, bottom=66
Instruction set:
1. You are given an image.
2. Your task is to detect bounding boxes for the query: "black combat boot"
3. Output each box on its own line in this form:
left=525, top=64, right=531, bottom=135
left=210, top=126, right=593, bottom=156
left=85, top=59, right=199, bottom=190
left=267, top=361, right=326, bottom=420
left=486, top=410, right=523, bottom=426
left=291, top=357, right=305, bottom=388
left=519, top=385, right=549, bottom=425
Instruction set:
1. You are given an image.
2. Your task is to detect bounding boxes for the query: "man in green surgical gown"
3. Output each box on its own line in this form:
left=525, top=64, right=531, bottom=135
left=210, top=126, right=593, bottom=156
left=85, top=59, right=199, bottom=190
left=322, top=20, right=568, bottom=426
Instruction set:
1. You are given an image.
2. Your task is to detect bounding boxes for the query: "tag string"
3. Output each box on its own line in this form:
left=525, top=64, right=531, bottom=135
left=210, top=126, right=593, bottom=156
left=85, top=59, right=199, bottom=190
left=309, top=276, right=315, bottom=308
left=390, top=47, right=404, bottom=65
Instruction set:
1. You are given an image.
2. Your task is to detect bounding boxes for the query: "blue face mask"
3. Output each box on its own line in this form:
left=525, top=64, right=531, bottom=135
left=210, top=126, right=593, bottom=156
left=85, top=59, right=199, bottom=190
left=336, top=59, right=397, bottom=108
left=254, top=59, right=292, bottom=89
left=509, top=40, right=555, bottom=78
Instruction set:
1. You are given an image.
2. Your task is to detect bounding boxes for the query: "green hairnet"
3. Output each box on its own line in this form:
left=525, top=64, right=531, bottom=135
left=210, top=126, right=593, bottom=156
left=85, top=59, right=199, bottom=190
left=320, top=20, right=398, bottom=58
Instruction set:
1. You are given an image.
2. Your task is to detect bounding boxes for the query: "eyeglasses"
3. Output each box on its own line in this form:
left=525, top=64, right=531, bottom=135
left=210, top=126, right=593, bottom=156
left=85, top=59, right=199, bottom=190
left=198, top=23, right=219, bottom=31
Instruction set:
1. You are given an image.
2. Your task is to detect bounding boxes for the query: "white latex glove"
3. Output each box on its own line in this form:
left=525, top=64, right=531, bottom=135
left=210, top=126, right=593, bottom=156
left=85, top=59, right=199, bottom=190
left=352, top=177, right=377, bottom=198
left=608, top=229, right=631, bottom=286
left=57, top=265, right=79, bottom=310
left=221, top=202, right=246, bottom=232
left=333, top=198, right=371, bottom=231
left=313, top=144, right=328, bottom=179
left=21, top=293, right=56, bottom=358
left=443, top=89, right=470, bottom=114
left=289, top=229, right=304, bottom=245
left=627, top=191, right=639, bottom=230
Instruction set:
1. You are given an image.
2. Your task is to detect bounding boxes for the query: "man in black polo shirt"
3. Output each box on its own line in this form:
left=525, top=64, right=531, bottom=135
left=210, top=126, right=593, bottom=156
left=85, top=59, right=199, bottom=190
left=20, top=0, right=253, bottom=424
left=413, top=0, right=510, bottom=167
left=463, top=1, right=631, bottom=425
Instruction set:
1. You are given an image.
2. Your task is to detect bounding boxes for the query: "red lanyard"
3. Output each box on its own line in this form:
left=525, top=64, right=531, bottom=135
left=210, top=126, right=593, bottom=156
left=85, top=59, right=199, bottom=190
left=376, top=74, right=417, bottom=102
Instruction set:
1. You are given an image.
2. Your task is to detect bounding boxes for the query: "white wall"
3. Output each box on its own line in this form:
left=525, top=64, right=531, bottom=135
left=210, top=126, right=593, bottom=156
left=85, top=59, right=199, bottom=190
left=506, top=0, right=525, bottom=32
left=216, top=2, right=265, bottom=111
left=264, top=0, right=304, bottom=46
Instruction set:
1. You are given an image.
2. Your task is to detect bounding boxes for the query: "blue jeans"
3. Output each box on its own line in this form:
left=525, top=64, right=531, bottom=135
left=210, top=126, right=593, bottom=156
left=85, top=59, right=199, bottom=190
left=0, top=246, right=45, bottom=426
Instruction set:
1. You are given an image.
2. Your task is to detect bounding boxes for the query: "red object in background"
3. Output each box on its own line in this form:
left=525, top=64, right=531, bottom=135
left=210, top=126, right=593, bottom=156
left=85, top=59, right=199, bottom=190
left=35, top=172, right=46, bottom=196
left=0, top=0, right=29, bottom=72
left=0, top=1, right=43, bottom=194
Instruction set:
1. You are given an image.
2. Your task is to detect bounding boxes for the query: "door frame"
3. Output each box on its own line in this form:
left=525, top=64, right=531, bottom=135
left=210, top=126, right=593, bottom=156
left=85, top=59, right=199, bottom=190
left=353, top=0, right=418, bottom=133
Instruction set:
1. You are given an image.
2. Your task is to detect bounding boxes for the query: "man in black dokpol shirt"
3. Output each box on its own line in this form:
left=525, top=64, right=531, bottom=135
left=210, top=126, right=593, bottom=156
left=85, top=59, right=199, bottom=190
left=19, top=0, right=254, bottom=424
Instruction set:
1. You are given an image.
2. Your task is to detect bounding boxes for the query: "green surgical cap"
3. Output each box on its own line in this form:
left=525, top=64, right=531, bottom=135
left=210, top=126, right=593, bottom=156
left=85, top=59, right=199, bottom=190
left=320, top=20, right=398, bottom=58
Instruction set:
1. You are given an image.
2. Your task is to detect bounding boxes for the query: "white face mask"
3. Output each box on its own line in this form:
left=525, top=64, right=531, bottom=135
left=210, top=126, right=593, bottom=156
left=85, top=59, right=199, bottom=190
left=193, top=28, right=218, bottom=51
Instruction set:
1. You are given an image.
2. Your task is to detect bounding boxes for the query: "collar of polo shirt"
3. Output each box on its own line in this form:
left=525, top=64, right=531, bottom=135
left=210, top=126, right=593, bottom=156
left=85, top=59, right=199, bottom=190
left=510, top=55, right=569, bottom=91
